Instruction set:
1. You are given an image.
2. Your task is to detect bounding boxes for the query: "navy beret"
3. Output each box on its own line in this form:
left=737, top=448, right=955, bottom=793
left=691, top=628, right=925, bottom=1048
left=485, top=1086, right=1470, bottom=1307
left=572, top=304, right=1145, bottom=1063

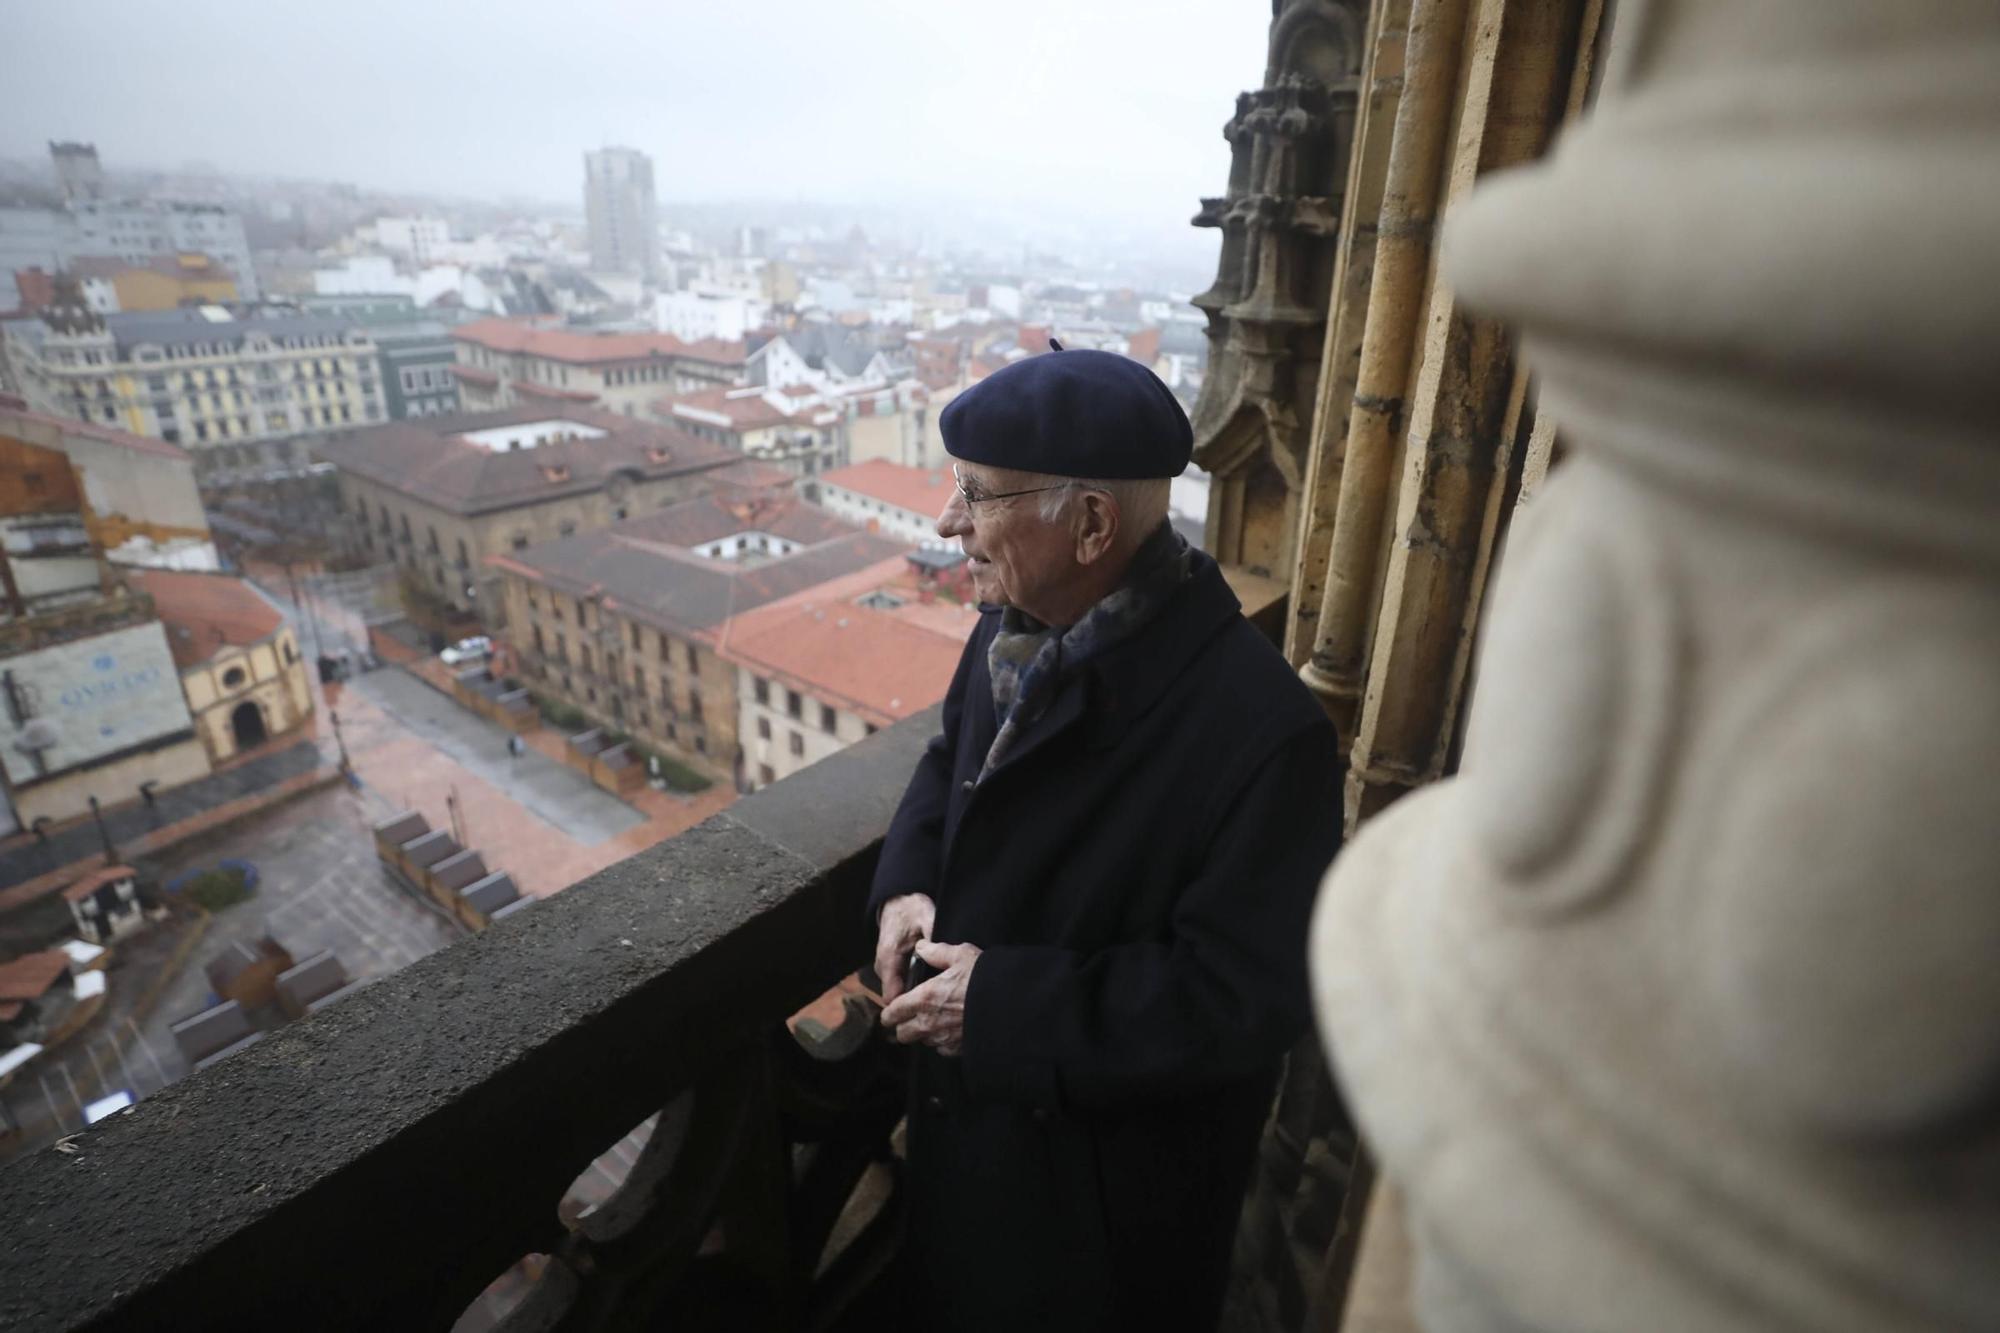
left=940, top=347, right=1192, bottom=480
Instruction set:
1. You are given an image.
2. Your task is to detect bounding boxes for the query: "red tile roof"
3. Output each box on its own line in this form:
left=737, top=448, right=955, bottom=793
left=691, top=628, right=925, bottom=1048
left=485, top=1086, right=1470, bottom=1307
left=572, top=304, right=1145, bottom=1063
left=126, top=570, right=286, bottom=669
left=676, top=337, right=751, bottom=366
left=717, top=559, right=973, bottom=726
left=705, top=459, right=799, bottom=494
left=819, top=460, right=955, bottom=519
left=1126, top=327, right=1162, bottom=365
left=317, top=407, right=737, bottom=517
left=453, top=317, right=745, bottom=367
left=659, top=384, right=840, bottom=434
left=0, top=950, right=70, bottom=1002
left=12, top=268, right=57, bottom=311
left=494, top=516, right=903, bottom=638
left=967, top=352, right=1017, bottom=382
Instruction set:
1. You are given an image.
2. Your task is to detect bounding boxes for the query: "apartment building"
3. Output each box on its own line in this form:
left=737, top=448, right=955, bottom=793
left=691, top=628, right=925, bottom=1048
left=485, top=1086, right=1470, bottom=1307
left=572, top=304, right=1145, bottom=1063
left=0, top=305, right=379, bottom=475
left=814, top=459, right=957, bottom=547
left=654, top=383, right=846, bottom=481
left=451, top=318, right=744, bottom=419
left=319, top=407, right=746, bottom=622
left=491, top=493, right=903, bottom=785
left=583, top=147, right=657, bottom=280
left=721, top=555, right=977, bottom=791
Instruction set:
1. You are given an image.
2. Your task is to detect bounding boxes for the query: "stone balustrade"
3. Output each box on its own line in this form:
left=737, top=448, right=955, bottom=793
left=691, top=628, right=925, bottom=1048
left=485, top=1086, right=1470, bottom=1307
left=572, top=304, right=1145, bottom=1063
left=0, top=709, right=935, bottom=1331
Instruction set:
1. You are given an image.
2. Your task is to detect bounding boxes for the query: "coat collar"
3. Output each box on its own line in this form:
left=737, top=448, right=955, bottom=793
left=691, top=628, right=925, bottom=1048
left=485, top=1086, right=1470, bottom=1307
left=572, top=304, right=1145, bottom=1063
left=1081, top=549, right=1241, bottom=741
left=979, top=551, right=1242, bottom=778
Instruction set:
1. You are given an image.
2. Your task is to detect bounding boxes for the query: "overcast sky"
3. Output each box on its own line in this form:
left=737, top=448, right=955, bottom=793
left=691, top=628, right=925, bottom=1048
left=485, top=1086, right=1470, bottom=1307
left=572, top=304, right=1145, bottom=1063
left=3, top=0, right=1266, bottom=236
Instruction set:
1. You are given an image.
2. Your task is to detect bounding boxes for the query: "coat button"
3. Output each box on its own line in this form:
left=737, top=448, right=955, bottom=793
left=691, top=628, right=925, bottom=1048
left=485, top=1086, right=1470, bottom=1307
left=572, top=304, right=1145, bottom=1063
left=960, top=779, right=975, bottom=793
left=1031, top=1107, right=1052, bottom=1125
left=925, top=1094, right=947, bottom=1115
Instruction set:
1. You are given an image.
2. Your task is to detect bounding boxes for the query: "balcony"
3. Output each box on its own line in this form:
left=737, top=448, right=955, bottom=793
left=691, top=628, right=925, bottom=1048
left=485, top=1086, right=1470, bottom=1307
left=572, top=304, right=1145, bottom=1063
left=0, top=712, right=932, bottom=1331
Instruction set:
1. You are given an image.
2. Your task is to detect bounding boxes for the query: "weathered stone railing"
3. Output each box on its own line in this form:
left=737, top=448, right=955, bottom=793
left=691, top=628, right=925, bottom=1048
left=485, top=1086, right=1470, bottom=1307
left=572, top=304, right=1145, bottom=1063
left=0, top=709, right=936, bottom=1332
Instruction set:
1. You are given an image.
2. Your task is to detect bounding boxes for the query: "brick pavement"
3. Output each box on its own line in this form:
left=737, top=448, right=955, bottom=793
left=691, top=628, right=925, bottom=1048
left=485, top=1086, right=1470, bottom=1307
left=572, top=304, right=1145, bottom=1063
left=0, top=569, right=746, bottom=1161
left=330, top=664, right=736, bottom=898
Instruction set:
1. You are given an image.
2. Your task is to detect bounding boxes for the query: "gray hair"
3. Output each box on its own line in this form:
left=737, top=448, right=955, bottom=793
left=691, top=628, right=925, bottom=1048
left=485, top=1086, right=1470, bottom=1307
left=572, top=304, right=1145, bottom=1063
left=1036, top=474, right=1172, bottom=546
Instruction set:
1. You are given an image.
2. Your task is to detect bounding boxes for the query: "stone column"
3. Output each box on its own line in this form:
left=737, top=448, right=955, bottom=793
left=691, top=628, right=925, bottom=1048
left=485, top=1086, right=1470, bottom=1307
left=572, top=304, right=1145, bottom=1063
left=1313, top=2, right=2000, bottom=1328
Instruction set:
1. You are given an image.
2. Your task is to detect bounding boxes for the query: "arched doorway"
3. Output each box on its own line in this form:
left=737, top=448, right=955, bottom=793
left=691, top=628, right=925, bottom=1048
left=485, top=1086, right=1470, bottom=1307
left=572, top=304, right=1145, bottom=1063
left=229, top=700, right=267, bottom=751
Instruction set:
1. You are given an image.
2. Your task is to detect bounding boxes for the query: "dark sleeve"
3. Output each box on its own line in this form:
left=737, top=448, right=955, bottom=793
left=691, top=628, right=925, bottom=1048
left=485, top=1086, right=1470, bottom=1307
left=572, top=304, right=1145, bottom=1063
left=864, top=620, right=984, bottom=922
left=958, top=718, right=1343, bottom=1114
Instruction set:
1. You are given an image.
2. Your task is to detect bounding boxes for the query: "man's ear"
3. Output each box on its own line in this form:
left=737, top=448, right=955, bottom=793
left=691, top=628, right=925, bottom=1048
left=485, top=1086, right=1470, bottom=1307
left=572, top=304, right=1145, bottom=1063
left=1073, top=490, right=1120, bottom=567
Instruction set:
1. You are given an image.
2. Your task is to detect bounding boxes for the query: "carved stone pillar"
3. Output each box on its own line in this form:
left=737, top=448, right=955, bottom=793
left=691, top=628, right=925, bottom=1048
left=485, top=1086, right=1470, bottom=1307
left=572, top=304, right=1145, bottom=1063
left=1192, top=0, right=1367, bottom=578
left=1313, top=3, right=2000, bottom=1328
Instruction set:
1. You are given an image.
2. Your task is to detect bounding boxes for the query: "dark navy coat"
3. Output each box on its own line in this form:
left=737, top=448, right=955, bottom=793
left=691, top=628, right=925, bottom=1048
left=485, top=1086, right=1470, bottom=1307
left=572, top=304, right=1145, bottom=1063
left=867, top=550, right=1343, bottom=1332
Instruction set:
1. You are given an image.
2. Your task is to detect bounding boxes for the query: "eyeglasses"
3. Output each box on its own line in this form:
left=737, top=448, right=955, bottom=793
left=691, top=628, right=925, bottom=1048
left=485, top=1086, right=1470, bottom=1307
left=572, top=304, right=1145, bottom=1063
left=951, top=464, right=1071, bottom=509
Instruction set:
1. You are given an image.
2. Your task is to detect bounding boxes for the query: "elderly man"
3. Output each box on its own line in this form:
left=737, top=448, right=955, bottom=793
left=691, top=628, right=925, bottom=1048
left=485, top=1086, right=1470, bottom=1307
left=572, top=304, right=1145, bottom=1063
left=870, top=348, right=1343, bottom=1330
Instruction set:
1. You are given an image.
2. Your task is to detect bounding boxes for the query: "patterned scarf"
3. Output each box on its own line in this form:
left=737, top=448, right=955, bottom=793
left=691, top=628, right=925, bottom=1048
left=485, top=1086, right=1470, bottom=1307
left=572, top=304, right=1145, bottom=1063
left=981, top=520, right=1192, bottom=778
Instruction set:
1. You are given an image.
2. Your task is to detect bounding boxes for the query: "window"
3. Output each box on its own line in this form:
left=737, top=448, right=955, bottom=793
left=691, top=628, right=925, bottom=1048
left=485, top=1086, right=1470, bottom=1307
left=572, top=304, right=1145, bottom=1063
left=659, top=633, right=671, bottom=659
left=688, top=693, right=703, bottom=724
left=757, top=717, right=771, bottom=741
left=283, top=641, right=297, bottom=664
left=558, top=520, right=577, bottom=537
left=512, top=534, right=528, bottom=552
left=754, top=677, right=770, bottom=706
left=865, top=723, right=879, bottom=736
left=630, top=624, right=642, bottom=651
left=789, top=731, right=804, bottom=757
left=222, top=666, right=247, bottom=688
left=759, top=764, right=775, bottom=785
left=820, top=704, right=837, bottom=735
left=786, top=689, right=803, bottom=720
left=580, top=647, right=593, bottom=674
left=695, top=736, right=707, bottom=754
left=685, top=642, right=697, bottom=670
left=533, top=625, right=545, bottom=653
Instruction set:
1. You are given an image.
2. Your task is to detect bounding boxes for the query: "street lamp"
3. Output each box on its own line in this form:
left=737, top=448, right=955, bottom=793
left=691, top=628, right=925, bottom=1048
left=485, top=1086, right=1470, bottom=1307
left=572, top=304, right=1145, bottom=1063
left=87, top=794, right=118, bottom=867
left=328, top=709, right=351, bottom=772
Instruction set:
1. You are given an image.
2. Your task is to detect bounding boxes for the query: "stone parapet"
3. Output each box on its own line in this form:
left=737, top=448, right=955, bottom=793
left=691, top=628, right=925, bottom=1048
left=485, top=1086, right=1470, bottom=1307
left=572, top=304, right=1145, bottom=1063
left=0, top=707, right=935, bottom=1331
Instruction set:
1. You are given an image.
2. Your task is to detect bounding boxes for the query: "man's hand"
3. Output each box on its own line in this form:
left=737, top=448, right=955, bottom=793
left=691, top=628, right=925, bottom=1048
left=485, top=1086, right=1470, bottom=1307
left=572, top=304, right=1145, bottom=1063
left=873, top=892, right=937, bottom=1006
left=880, top=939, right=981, bottom=1057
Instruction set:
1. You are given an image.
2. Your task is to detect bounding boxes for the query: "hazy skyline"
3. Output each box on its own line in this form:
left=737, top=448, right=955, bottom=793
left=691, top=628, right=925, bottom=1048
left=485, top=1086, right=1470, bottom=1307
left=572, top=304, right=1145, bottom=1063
left=3, top=1, right=1266, bottom=244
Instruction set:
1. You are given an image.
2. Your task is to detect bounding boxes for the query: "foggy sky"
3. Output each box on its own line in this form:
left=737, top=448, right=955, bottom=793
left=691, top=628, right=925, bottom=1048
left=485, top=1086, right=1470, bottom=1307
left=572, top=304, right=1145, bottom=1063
left=1, top=0, right=1267, bottom=239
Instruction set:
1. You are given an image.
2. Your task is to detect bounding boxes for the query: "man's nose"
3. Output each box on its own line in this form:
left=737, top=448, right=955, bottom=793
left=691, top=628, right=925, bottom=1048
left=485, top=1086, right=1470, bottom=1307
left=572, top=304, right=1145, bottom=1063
left=937, top=492, right=969, bottom=538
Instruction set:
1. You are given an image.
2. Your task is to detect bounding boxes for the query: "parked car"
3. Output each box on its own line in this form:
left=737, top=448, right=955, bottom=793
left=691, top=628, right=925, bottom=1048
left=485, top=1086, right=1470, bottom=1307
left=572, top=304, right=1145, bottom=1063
left=439, top=636, right=493, bottom=666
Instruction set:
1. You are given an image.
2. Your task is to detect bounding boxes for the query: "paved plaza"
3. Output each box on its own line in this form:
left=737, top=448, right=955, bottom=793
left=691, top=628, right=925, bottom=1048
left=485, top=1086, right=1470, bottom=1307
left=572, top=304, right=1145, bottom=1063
left=0, top=562, right=738, bottom=1163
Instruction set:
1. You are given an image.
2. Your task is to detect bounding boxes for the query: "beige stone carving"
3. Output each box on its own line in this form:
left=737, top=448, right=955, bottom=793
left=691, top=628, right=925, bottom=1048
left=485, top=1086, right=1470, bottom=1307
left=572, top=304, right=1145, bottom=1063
left=1311, top=2, right=2000, bottom=1329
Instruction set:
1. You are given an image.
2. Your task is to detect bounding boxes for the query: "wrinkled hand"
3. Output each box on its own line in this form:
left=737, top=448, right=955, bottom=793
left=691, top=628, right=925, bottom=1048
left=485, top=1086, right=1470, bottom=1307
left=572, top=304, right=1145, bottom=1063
left=873, top=892, right=937, bottom=1006
left=880, top=939, right=981, bottom=1057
